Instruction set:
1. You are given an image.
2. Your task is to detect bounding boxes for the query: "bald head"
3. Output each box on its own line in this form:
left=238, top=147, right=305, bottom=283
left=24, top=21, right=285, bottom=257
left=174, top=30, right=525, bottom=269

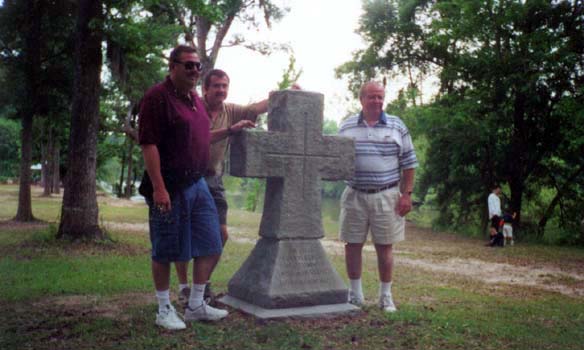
left=359, top=81, right=385, bottom=121
left=359, top=81, right=384, bottom=99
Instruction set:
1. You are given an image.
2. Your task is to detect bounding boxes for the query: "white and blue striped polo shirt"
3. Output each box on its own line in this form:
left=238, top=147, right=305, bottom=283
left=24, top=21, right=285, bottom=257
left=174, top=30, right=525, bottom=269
left=339, top=112, right=418, bottom=189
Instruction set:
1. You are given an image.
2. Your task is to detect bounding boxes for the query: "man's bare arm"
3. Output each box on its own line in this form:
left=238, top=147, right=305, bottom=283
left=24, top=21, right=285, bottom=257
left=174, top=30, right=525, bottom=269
left=210, top=120, right=256, bottom=143
left=210, top=84, right=301, bottom=143
left=396, top=168, right=415, bottom=217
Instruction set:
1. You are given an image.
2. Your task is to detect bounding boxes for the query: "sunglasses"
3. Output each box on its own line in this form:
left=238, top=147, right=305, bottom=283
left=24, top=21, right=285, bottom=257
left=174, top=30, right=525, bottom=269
left=174, top=60, right=202, bottom=71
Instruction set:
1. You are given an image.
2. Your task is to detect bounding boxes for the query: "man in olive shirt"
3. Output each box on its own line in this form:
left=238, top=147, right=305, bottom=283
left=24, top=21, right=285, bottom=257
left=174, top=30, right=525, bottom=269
left=203, top=69, right=267, bottom=247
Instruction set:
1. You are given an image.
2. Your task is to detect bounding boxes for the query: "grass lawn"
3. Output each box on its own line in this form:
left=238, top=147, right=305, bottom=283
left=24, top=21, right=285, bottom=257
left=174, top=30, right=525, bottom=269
left=0, top=184, right=583, bottom=349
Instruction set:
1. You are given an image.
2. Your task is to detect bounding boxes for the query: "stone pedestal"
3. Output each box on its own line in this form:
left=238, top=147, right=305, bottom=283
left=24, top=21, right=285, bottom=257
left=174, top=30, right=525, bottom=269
left=227, top=238, right=347, bottom=309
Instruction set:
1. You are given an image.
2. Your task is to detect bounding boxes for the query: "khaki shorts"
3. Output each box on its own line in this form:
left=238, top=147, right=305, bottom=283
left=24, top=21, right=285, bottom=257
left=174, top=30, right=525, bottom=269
left=503, top=224, right=513, bottom=238
left=339, top=186, right=405, bottom=245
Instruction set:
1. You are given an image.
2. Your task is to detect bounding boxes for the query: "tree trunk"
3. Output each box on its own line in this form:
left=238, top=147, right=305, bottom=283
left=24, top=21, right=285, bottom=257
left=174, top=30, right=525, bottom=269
left=124, top=140, right=134, bottom=198
left=41, top=139, right=48, bottom=193
left=507, top=88, right=529, bottom=235
left=52, top=142, right=60, bottom=194
left=57, top=0, right=104, bottom=240
left=42, top=127, right=53, bottom=196
left=117, top=146, right=126, bottom=198
left=15, top=113, right=35, bottom=221
left=14, top=0, right=43, bottom=222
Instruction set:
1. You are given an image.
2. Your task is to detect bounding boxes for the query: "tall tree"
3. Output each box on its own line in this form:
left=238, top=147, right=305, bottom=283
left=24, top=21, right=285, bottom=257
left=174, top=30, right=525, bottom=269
left=57, top=0, right=105, bottom=239
left=14, top=0, right=43, bottom=221
left=0, top=0, right=44, bottom=221
left=338, top=0, right=584, bottom=236
left=1, top=0, right=75, bottom=218
left=147, top=0, right=287, bottom=78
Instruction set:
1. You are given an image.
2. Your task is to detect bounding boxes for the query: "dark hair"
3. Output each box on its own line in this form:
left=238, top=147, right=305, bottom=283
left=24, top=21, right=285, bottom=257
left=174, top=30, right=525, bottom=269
left=491, top=184, right=501, bottom=191
left=203, top=69, right=230, bottom=90
left=169, top=45, right=197, bottom=65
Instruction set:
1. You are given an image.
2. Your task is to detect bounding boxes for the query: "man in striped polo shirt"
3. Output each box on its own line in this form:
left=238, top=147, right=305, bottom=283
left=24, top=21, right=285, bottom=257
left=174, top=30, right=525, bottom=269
left=338, top=81, right=418, bottom=312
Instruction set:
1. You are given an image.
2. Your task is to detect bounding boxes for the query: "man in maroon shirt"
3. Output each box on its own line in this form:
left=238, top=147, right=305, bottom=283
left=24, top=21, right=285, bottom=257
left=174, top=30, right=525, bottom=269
left=139, top=45, right=227, bottom=330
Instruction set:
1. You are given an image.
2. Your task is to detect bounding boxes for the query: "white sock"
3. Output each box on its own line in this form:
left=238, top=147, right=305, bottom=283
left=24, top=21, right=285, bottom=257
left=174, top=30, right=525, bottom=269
left=350, top=278, right=363, bottom=297
left=380, top=281, right=393, bottom=296
left=188, top=283, right=206, bottom=308
left=179, top=283, right=189, bottom=292
left=155, top=289, right=171, bottom=313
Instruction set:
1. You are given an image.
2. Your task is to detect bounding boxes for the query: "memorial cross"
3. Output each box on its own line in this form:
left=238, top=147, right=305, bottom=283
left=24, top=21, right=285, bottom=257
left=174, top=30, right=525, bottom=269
left=222, top=90, right=356, bottom=316
left=230, top=90, right=354, bottom=239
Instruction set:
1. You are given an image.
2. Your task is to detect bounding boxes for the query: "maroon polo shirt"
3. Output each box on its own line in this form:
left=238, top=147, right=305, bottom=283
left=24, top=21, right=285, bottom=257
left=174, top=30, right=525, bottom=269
left=139, top=76, right=210, bottom=174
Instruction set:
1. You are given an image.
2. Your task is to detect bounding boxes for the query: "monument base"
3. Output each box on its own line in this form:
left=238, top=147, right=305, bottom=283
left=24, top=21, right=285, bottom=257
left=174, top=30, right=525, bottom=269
left=218, top=295, right=360, bottom=319
left=227, top=238, right=348, bottom=308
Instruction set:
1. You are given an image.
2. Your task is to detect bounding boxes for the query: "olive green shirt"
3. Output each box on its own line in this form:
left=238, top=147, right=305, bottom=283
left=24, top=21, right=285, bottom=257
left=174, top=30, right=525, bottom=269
left=207, top=102, right=259, bottom=175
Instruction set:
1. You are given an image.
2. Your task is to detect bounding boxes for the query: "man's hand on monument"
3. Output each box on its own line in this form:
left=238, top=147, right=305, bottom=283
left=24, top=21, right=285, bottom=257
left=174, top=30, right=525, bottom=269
left=153, top=188, right=171, bottom=212
left=396, top=194, right=412, bottom=217
left=231, top=120, right=255, bottom=133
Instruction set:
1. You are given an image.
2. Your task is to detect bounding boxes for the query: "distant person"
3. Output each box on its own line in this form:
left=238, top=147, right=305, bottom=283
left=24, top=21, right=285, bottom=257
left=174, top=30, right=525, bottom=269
left=488, top=185, right=502, bottom=220
left=174, top=69, right=300, bottom=306
left=487, top=184, right=502, bottom=242
left=487, top=215, right=505, bottom=247
left=502, top=209, right=516, bottom=246
left=338, top=81, right=418, bottom=313
left=138, top=45, right=227, bottom=330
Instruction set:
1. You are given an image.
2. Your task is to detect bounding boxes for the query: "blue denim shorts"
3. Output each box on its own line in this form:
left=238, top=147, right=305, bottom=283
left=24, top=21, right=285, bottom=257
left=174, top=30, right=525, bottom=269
left=205, top=175, right=228, bottom=225
left=147, top=178, right=222, bottom=263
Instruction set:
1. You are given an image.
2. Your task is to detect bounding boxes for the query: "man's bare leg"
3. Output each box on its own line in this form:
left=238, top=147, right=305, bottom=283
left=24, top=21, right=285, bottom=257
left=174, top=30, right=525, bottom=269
left=374, top=244, right=397, bottom=312
left=345, top=243, right=364, bottom=279
left=345, top=243, right=365, bottom=304
left=175, top=261, right=189, bottom=285
left=152, top=260, right=171, bottom=291
left=374, top=244, right=394, bottom=283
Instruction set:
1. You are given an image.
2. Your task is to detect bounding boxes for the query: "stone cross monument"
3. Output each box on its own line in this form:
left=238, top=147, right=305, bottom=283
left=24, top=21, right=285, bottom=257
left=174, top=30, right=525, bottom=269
left=219, top=90, right=357, bottom=318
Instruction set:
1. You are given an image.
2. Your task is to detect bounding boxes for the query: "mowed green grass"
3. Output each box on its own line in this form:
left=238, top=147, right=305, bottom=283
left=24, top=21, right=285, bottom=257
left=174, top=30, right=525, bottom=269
left=1, top=184, right=583, bottom=350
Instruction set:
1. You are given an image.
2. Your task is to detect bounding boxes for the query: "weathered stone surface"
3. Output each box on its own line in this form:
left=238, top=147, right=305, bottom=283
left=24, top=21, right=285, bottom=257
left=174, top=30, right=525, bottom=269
left=219, top=295, right=360, bottom=319
left=223, top=90, right=355, bottom=313
left=227, top=238, right=347, bottom=308
left=230, top=90, right=354, bottom=239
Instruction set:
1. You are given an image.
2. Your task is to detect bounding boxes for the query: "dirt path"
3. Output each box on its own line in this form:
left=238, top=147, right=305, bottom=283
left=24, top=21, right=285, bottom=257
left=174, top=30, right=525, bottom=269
left=104, top=221, right=584, bottom=298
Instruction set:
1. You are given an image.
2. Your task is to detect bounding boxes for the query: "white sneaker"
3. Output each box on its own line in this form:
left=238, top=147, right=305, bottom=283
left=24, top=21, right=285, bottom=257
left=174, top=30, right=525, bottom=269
left=348, top=290, right=364, bottom=306
left=379, top=294, right=397, bottom=313
left=185, top=301, right=228, bottom=322
left=155, top=304, right=186, bottom=330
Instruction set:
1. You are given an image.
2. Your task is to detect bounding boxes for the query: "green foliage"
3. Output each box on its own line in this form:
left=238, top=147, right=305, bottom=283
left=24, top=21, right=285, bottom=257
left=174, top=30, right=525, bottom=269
left=322, top=119, right=338, bottom=135
left=242, top=178, right=264, bottom=212
left=0, top=117, right=20, bottom=178
left=0, top=0, right=76, bottom=179
left=144, top=0, right=288, bottom=81
left=276, top=54, right=303, bottom=90
left=103, top=1, right=180, bottom=102
left=340, top=0, right=584, bottom=242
